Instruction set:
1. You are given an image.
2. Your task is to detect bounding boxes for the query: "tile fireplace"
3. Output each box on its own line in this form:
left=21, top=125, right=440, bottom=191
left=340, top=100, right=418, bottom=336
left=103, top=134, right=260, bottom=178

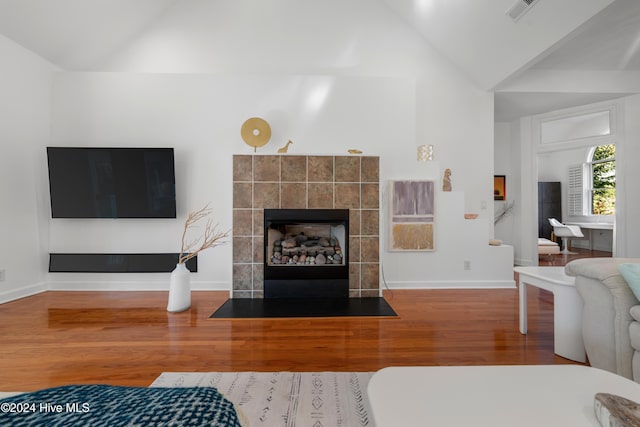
left=232, top=154, right=380, bottom=299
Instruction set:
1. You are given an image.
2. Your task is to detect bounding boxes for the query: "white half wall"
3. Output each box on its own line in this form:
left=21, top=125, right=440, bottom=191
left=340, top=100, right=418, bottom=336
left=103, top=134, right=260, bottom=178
left=383, top=192, right=514, bottom=289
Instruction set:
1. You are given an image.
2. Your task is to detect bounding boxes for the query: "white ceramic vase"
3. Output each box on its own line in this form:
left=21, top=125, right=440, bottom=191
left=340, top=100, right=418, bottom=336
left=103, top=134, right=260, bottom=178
left=167, top=263, right=191, bottom=312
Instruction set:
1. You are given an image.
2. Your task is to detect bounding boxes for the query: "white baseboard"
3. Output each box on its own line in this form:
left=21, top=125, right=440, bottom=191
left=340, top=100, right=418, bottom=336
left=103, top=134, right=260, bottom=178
left=0, top=282, right=47, bottom=304
left=383, top=280, right=516, bottom=289
left=2, top=279, right=514, bottom=303
left=46, top=280, right=231, bottom=292
left=515, top=257, right=536, bottom=266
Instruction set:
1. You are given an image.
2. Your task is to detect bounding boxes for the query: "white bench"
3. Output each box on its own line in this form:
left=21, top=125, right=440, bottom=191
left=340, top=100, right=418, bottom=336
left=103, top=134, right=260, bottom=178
left=515, top=266, right=585, bottom=362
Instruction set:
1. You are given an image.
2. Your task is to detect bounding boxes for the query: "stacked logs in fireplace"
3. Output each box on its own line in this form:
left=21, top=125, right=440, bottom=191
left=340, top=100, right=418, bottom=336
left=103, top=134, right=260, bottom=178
left=264, top=209, right=349, bottom=298
left=270, top=234, right=343, bottom=266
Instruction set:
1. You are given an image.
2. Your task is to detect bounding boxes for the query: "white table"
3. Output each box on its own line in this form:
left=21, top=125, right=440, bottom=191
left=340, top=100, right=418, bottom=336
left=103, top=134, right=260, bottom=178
left=566, top=222, right=613, bottom=251
left=368, top=365, right=640, bottom=427
left=515, top=266, right=585, bottom=362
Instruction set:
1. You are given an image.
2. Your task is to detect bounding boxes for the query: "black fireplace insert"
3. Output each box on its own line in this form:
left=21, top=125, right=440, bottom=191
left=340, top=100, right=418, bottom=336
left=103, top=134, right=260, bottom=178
left=263, top=209, right=349, bottom=298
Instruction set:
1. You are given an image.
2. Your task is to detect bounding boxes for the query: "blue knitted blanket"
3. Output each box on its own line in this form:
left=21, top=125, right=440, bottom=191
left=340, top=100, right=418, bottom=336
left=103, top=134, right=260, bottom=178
left=0, top=384, right=241, bottom=426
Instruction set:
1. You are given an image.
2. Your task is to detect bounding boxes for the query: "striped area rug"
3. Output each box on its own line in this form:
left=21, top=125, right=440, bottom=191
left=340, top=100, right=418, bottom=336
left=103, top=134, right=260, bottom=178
left=150, top=371, right=375, bottom=427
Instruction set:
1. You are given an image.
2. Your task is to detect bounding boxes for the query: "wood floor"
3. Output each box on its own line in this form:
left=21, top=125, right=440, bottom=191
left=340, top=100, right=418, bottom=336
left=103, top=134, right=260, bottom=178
left=538, top=246, right=612, bottom=266
left=0, top=250, right=609, bottom=392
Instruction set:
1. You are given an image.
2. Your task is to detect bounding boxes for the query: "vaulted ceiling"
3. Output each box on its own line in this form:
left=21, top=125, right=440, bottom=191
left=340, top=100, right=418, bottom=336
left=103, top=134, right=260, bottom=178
left=0, top=0, right=178, bottom=70
left=0, top=0, right=639, bottom=122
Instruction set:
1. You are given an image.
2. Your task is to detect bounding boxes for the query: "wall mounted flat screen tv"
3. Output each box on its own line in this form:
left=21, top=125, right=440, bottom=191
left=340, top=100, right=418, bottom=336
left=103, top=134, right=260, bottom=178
left=47, top=147, right=176, bottom=218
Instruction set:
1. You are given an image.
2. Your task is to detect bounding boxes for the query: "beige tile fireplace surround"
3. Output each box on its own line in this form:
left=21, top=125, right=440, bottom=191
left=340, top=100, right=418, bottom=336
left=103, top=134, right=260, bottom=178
left=232, top=155, right=380, bottom=298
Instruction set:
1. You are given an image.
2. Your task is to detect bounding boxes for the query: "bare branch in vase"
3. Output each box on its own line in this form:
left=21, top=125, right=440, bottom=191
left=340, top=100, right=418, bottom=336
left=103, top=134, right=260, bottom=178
left=179, top=205, right=229, bottom=264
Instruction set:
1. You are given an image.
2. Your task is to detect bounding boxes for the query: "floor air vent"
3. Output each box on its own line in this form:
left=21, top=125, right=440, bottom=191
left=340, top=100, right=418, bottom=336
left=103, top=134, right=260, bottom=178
left=507, top=0, right=540, bottom=21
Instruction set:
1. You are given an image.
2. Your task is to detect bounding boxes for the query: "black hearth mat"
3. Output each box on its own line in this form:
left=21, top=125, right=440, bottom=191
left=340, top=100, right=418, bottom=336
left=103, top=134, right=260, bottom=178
left=210, top=297, right=397, bottom=319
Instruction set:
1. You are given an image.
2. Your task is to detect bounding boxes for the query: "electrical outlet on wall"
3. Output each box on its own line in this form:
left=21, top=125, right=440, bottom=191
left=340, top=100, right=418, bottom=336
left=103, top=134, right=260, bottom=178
left=464, top=260, right=471, bottom=270
left=0, top=269, right=5, bottom=281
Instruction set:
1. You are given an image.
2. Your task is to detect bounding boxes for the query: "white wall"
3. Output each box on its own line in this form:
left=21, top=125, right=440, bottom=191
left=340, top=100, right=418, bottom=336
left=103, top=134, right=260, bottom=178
left=507, top=116, right=538, bottom=266
left=47, top=74, right=509, bottom=290
left=4, top=0, right=512, bottom=296
left=494, top=122, right=515, bottom=245
left=0, top=35, right=56, bottom=301
left=619, top=94, right=640, bottom=257
left=47, top=73, right=418, bottom=290
left=96, top=0, right=495, bottom=217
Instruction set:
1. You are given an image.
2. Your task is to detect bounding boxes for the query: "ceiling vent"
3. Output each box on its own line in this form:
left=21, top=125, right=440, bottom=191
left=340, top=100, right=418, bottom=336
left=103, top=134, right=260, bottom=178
left=507, top=0, right=540, bottom=21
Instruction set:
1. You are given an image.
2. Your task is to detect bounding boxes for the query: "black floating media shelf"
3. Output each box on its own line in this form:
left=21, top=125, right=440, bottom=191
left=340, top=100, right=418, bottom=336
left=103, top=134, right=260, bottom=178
left=49, top=253, right=197, bottom=273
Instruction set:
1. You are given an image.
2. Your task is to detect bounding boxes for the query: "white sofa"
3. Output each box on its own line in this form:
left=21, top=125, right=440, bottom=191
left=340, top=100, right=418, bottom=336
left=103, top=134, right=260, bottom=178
left=565, top=257, right=640, bottom=381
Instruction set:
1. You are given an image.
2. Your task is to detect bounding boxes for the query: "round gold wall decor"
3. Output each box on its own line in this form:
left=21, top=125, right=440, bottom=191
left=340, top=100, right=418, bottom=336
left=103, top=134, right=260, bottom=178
left=241, top=117, right=271, bottom=152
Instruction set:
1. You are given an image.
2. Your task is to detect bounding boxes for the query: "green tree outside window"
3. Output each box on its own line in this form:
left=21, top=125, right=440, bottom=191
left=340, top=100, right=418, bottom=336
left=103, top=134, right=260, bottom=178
left=591, top=144, right=615, bottom=215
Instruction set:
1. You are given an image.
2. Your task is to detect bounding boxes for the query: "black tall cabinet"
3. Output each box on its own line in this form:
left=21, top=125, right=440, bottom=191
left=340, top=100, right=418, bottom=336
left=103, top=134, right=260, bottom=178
left=538, top=181, right=562, bottom=239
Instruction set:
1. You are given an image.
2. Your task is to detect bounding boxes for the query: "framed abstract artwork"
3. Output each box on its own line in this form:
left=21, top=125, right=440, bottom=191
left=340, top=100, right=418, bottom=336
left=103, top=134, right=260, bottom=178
left=388, top=180, right=435, bottom=251
left=494, top=175, right=506, bottom=200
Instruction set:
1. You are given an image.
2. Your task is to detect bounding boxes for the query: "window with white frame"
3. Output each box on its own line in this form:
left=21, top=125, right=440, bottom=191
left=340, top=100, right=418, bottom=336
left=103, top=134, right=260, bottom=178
left=568, top=144, right=615, bottom=217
